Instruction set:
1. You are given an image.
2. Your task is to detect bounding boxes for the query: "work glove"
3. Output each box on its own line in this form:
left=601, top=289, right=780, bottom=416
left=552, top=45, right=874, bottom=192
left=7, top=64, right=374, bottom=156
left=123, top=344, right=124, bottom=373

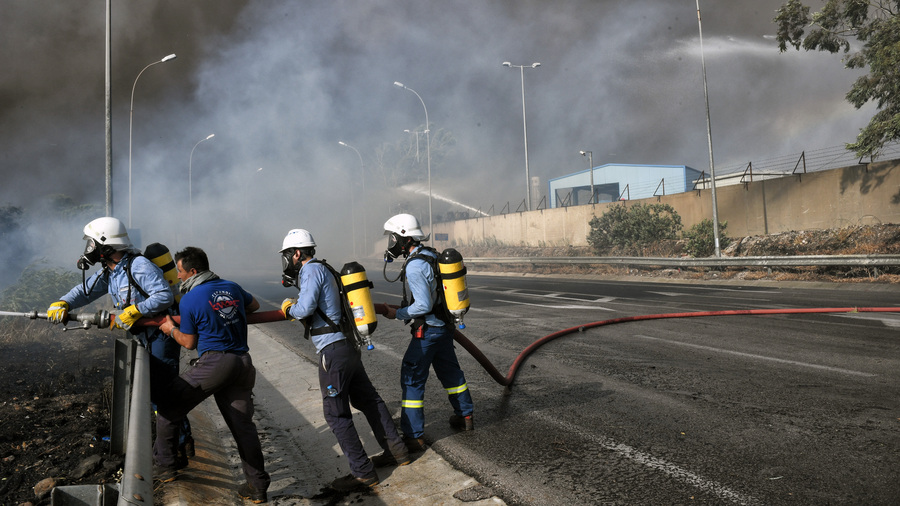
left=47, top=301, right=69, bottom=324
left=111, top=304, right=142, bottom=330
left=281, top=298, right=297, bottom=320
left=374, top=303, right=397, bottom=319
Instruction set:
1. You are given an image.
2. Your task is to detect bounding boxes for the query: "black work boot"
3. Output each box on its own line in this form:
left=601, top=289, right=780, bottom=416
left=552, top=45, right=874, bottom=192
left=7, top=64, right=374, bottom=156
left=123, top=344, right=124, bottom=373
left=449, top=414, right=474, bottom=431
left=237, top=482, right=268, bottom=504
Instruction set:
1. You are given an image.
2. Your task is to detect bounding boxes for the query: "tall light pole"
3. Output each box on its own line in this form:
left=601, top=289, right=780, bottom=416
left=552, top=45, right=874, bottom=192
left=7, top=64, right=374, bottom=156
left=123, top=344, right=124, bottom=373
left=189, top=134, right=214, bottom=236
left=503, top=61, right=541, bottom=211
left=104, top=0, right=112, bottom=216
left=339, top=141, right=367, bottom=257
left=579, top=150, right=594, bottom=204
left=696, top=0, right=721, bottom=257
left=128, top=53, right=176, bottom=228
left=394, top=81, right=432, bottom=244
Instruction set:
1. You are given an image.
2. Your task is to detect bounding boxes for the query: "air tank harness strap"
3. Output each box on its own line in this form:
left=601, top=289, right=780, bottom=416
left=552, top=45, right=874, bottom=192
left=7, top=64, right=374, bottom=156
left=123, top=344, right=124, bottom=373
left=439, top=265, right=467, bottom=280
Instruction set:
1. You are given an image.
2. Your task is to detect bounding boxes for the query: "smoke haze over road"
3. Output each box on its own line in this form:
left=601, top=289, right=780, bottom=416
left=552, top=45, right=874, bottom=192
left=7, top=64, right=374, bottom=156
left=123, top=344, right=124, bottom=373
left=0, top=0, right=876, bottom=282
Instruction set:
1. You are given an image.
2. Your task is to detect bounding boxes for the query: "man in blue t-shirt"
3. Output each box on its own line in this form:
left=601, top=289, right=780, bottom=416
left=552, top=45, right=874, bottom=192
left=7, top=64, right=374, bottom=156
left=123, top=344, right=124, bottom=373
left=156, top=247, right=270, bottom=504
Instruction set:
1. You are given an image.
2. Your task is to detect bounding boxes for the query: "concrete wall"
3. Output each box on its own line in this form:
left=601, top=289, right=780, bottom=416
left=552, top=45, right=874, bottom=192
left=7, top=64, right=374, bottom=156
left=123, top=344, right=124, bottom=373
left=433, top=160, right=900, bottom=248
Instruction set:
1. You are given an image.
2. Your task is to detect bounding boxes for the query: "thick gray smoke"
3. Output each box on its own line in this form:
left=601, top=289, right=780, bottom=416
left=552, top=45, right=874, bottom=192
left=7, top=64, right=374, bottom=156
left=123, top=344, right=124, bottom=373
left=0, top=0, right=874, bottom=287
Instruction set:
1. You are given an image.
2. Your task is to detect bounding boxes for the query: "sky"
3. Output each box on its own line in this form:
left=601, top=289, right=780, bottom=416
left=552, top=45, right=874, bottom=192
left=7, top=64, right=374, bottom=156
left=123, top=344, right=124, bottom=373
left=0, top=0, right=879, bottom=283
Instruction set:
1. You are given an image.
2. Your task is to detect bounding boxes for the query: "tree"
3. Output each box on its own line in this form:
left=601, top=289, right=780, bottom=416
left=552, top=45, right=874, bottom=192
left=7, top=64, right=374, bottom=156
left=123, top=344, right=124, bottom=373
left=775, top=0, right=900, bottom=159
left=371, top=125, right=457, bottom=216
left=587, top=203, right=682, bottom=255
left=683, top=219, right=730, bottom=258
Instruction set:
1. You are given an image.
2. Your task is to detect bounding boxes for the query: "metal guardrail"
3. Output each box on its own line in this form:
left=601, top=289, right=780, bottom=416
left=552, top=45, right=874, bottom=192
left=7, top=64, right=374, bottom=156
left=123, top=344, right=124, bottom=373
left=466, top=254, right=900, bottom=268
left=52, top=338, right=152, bottom=506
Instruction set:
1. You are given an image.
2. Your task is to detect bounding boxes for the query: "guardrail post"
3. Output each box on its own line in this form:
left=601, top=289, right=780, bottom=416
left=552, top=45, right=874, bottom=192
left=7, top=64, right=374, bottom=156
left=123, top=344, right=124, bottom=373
left=110, top=338, right=135, bottom=456
left=118, top=343, right=153, bottom=505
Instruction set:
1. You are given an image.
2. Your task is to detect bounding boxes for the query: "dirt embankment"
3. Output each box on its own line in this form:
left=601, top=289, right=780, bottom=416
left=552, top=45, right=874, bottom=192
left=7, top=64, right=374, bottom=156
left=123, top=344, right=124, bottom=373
left=454, top=224, right=900, bottom=283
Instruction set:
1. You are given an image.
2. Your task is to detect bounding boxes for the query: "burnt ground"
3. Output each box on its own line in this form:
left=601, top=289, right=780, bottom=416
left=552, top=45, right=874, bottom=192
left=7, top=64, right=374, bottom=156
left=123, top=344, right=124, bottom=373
left=0, top=224, right=898, bottom=505
left=0, top=319, right=119, bottom=506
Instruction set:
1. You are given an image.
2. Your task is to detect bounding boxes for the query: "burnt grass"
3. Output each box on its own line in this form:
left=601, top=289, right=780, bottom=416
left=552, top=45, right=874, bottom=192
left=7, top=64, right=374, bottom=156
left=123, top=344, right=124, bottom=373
left=0, top=319, right=118, bottom=506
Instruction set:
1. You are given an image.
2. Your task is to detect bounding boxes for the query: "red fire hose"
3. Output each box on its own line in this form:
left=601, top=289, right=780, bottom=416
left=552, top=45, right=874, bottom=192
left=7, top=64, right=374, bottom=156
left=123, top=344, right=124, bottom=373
left=137, top=309, right=288, bottom=327
left=451, top=306, right=900, bottom=391
left=139, top=306, right=900, bottom=392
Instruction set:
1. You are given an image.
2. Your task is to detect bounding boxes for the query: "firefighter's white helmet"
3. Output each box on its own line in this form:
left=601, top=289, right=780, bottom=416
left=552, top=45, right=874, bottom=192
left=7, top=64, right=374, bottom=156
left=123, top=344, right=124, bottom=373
left=279, top=229, right=316, bottom=252
left=383, top=213, right=427, bottom=241
left=82, top=217, right=132, bottom=250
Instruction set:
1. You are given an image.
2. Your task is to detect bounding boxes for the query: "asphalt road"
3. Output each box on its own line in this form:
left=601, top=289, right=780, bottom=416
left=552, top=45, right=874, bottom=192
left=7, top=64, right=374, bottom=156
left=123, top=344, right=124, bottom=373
left=236, top=267, right=900, bottom=505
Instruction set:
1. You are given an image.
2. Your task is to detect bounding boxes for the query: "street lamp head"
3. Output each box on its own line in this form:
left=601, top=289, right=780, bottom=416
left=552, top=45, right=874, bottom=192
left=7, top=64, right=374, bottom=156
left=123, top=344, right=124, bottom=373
left=531, top=62, right=541, bottom=68
left=338, top=141, right=347, bottom=146
left=502, top=61, right=511, bottom=67
left=206, top=134, right=215, bottom=140
left=161, top=54, right=177, bottom=62
left=393, top=81, right=405, bottom=89
left=580, top=150, right=587, bottom=156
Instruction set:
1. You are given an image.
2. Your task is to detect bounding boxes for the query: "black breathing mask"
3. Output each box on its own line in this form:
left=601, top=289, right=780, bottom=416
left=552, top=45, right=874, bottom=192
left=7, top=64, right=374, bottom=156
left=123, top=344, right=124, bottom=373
left=384, top=233, right=407, bottom=262
left=77, top=238, right=113, bottom=271
left=281, top=249, right=300, bottom=288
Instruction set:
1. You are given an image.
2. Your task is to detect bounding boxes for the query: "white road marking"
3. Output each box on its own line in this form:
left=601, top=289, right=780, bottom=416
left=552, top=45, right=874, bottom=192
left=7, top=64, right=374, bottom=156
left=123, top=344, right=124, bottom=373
left=633, top=334, right=875, bottom=377
left=532, top=411, right=762, bottom=506
left=496, top=299, right=615, bottom=311
left=829, top=313, right=900, bottom=328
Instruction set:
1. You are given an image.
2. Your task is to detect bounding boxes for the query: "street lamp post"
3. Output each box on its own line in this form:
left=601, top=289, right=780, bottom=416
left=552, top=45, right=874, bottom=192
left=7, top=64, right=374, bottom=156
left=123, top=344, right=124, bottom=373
left=503, top=61, right=541, bottom=212
left=394, top=81, right=432, bottom=244
left=338, top=141, right=367, bottom=257
left=696, top=0, right=721, bottom=257
left=189, top=134, right=214, bottom=236
left=579, top=150, right=594, bottom=204
left=128, top=53, right=176, bottom=228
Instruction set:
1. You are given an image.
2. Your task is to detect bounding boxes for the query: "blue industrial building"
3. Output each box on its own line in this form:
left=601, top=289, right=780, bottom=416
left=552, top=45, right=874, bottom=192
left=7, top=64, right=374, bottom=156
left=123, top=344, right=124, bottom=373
left=548, top=164, right=703, bottom=208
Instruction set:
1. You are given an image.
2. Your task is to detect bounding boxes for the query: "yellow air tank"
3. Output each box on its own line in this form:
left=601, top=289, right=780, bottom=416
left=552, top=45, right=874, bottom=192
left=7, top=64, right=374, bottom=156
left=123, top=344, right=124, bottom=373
left=438, top=248, right=469, bottom=329
left=341, top=262, right=376, bottom=349
left=145, top=243, right=181, bottom=303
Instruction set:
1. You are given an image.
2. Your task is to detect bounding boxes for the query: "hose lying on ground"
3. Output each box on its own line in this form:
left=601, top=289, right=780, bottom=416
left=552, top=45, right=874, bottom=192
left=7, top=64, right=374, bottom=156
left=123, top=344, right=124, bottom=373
left=140, top=306, right=900, bottom=393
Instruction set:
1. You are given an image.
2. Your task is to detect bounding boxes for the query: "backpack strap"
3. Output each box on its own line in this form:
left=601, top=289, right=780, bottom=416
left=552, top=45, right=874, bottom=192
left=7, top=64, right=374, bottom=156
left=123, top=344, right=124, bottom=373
left=400, top=248, right=451, bottom=325
left=301, top=259, right=344, bottom=339
left=123, top=255, right=150, bottom=304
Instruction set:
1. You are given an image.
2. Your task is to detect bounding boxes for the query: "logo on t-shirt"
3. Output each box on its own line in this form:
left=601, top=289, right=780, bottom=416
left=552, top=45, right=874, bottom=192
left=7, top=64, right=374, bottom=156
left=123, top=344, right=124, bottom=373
left=209, top=290, right=241, bottom=323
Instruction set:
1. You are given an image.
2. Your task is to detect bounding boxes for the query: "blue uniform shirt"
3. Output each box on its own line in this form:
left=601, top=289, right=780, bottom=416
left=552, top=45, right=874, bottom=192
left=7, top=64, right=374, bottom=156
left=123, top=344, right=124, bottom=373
left=61, top=253, right=174, bottom=317
left=396, top=246, right=445, bottom=327
left=178, top=278, right=253, bottom=357
left=286, top=259, right=346, bottom=353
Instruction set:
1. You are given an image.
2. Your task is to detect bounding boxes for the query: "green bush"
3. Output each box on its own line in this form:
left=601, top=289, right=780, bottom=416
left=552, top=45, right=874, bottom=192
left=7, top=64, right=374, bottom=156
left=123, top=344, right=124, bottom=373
left=683, top=219, right=730, bottom=257
left=0, top=262, right=82, bottom=312
left=587, top=203, right=683, bottom=255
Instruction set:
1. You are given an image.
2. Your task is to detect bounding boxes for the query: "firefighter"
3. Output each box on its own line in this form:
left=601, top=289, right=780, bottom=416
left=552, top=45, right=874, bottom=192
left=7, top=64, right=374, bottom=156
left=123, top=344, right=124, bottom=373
left=279, top=229, right=408, bottom=492
left=381, top=213, right=475, bottom=453
left=45, top=217, right=193, bottom=464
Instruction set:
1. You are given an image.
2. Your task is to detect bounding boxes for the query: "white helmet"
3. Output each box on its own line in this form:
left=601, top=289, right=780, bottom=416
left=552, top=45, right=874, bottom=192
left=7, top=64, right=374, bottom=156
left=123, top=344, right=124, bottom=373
left=279, top=229, right=316, bottom=252
left=83, top=217, right=132, bottom=250
left=383, top=213, right=427, bottom=241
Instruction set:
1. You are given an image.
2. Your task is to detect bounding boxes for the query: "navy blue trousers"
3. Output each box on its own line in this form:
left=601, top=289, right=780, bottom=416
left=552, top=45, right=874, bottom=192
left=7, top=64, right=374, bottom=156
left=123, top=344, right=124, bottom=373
left=319, top=339, right=406, bottom=478
left=400, top=324, right=474, bottom=438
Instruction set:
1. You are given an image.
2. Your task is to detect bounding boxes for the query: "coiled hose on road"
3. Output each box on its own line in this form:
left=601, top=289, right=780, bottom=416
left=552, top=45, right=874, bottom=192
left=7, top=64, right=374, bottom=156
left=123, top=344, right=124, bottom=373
left=142, top=306, right=900, bottom=392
